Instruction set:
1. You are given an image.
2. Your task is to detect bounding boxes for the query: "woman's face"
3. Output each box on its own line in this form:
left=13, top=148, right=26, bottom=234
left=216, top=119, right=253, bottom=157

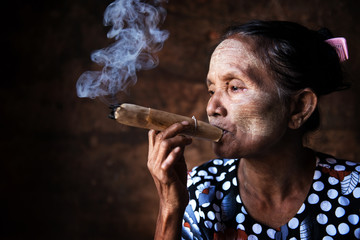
left=207, top=37, right=289, bottom=158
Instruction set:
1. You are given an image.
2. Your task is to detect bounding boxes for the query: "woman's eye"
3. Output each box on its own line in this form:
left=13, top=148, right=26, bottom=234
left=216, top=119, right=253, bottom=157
left=230, top=85, right=246, bottom=93
left=231, top=86, right=239, bottom=91
left=208, top=90, right=214, bottom=96
left=226, top=80, right=247, bottom=94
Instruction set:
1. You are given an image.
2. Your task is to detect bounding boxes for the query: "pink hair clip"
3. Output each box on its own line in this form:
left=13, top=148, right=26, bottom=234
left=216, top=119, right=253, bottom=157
left=325, top=37, right=349, bottom=62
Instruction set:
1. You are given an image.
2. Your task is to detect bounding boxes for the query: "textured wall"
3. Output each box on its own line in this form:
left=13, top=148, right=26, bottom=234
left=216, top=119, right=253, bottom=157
left=1, top=0, right=360, bottom=239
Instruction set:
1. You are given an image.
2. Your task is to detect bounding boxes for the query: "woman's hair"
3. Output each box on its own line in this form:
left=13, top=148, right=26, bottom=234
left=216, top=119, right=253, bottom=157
left=222, top=20, right=350, bottom=133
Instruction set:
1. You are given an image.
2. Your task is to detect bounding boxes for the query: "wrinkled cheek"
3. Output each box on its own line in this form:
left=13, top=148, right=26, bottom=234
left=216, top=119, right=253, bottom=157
left=230, top=104, right=279, bottom=137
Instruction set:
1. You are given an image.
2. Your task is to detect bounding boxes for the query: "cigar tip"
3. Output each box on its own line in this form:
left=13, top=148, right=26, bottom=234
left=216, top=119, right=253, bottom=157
left=108, top=113, right=115, bottom=119
left=108, top=104, right=120, bottom=120
left=109, top=104, right=121, bottom=109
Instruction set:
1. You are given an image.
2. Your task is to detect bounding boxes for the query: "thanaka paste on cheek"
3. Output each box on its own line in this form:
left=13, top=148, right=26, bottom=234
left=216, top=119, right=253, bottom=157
left=230, top=91, right=284, bottom=137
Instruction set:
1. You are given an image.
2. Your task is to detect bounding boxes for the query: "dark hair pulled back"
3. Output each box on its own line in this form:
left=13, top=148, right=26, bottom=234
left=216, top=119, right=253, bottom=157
left=223, top=20, right=350, bottom=132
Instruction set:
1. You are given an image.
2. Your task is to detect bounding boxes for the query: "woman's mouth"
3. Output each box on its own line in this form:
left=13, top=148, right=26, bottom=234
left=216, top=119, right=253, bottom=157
left=210, top=124, right=231, bottom=142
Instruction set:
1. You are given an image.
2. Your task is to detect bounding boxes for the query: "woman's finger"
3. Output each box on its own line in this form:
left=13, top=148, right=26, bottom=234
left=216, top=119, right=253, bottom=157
left=148, top=129, right=156, bottom=151
left=156, top=135, right=192, bottom=164
left=161, top=146, right=182, bottom=170
left=156, top=121, right=191, bottom=141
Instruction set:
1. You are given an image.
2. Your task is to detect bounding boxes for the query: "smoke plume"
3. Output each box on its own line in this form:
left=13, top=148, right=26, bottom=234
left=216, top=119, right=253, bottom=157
left=76, top=0, right=169, bottom=99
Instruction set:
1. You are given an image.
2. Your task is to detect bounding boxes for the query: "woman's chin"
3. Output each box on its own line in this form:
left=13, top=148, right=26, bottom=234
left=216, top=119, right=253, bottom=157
left=212, top=142, right=238, bottom=159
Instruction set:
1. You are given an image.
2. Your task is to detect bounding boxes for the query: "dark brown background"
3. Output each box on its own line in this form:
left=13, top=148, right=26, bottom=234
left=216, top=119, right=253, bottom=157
left=1, top=0, right=359, bottom=239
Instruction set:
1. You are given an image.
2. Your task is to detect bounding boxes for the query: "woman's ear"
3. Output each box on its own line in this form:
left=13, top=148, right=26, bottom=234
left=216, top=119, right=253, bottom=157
left=288, top=88, right=318, bottom=129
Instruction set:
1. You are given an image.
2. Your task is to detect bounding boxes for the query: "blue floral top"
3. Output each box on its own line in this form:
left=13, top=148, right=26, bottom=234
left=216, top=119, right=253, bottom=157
left=182, top=152, right=360, bottom=240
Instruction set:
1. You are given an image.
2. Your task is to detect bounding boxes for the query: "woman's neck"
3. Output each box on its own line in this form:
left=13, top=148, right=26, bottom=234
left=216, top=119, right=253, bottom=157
left=237, top=136, right=317, bottom=228
left=238, top=136, right=316, bottom=203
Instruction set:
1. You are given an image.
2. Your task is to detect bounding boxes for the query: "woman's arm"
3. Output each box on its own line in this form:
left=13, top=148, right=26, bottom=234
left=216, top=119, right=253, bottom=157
left=147, top=121, right=193, bottom=240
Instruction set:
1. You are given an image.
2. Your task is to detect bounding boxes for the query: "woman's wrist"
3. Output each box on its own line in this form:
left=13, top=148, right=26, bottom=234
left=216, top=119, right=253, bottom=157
left=155, top=205, right=185, bottom=240
left=160, top=201, right=187, bottom=216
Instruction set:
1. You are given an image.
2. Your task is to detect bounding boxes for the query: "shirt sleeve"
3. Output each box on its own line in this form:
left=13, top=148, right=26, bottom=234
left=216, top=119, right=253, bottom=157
left=181, top=204, right=203, bottom=240
left=181, top=165, right=205, bottom=240
left=181, top=160, right=220, bottom=240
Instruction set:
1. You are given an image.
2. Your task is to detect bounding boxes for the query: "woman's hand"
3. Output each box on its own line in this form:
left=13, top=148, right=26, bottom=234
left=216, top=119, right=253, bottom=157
left=147, top=121, right=193, bottom=239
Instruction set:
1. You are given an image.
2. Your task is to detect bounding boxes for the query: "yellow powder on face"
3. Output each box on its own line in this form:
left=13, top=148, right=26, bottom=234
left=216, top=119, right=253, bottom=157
left=208, top=38, right=286, bottom=137
left=210, top=38, right=263, bottom=73
left=230, top=91, right=285, bottom=137
left=208, top=38, right=270, bottom=92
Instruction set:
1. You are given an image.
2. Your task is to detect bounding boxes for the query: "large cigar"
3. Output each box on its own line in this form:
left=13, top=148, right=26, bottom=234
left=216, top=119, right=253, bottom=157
left=109, top=103, right=222, bottom=142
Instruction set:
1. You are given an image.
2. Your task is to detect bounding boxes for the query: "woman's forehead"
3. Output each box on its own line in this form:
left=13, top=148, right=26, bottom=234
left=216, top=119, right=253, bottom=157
left=211, top=38, right=262, bottom=70
left=214, top=38, right=250, bottom=53
left=209, top=38, right=268, bottom=87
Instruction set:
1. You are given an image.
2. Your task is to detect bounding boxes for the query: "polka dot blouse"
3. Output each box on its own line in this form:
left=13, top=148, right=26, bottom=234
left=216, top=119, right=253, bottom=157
left=181, top=152, right=360, bottom=240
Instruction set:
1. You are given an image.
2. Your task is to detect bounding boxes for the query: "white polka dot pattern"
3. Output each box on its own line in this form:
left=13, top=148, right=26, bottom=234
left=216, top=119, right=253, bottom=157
left=355, top=228, right=360, bottom=239
left=248, top=235, right=258, bottom=240
left=267, top=229, right=276, bottom=239
left=213, top=159, right=223, bottom=165
left=237, top=223, right=245, bottom=230
left=297, top=203, right=305, bottom=214
left=348, top=214, right=359, bottom=225
left=334, top=165, right=346, bottom=171
left=182, top=154, right=360, bottom=240
left=314, top=170, right=322, bottom=180
left=326, top=224, right=337, bottom=236
left=335, top=207, right=345, bottom=218
left=320, top=200, right=332, bottom=212
left=338, top=196, right=350, bottom=206
left=354, top=187, right=360, bottom=198
left=288, top=218, right=299, bottom=229
left=207, top=211, right=215, bottom=220
left=308, top=193, right=319, bottom=204
left=222, top=181, right=231, bottom=191
left=313, top=181, right=325, bottom=191
left=346, top=161, right=357, bottom=166
left=317, top=213, right=328, bottom=224
left=214, top=222, right=222, bottom=231
left=338, top=222, right=349, bottom=235
left=236, top=213, right=245, bottom=223
left=252, top=223, right=262, bottom=234
left=328, top=176, right=339, bottom=185
left=208, top=166, right=218, bottom=174
left=327, top=189, right=338, bottom=199
left=241, top=206, right=247, bottom=215
left=204, top=220, right=212, bottom=229
left=326, top=158, right=337, bottom=164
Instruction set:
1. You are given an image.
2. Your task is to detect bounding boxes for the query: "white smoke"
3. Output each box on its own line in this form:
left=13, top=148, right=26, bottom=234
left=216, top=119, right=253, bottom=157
left=76, top=0, right=169, bottom=99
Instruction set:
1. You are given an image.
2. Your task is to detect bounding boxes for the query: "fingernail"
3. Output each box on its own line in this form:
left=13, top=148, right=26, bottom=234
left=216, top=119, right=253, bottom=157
left=181, top=121, right=190, bottom=126
left=161, top=162, right=168, bottom=169
left=174, top=146, right=181, bottom=152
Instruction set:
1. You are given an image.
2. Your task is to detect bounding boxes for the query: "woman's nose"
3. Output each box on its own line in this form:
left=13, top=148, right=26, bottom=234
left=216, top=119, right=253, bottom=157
left=206, top=92, right=227, bottom=118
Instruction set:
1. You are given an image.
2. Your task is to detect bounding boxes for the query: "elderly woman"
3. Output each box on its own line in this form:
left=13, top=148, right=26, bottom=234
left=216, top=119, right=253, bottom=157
left=147, top=20, right=360, bottom=239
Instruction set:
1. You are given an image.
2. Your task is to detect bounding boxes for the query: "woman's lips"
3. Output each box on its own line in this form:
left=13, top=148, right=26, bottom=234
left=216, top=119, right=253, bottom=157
left=210, top=123, right=231, bottom=141
left=211, top=123, right=230, bottom=133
